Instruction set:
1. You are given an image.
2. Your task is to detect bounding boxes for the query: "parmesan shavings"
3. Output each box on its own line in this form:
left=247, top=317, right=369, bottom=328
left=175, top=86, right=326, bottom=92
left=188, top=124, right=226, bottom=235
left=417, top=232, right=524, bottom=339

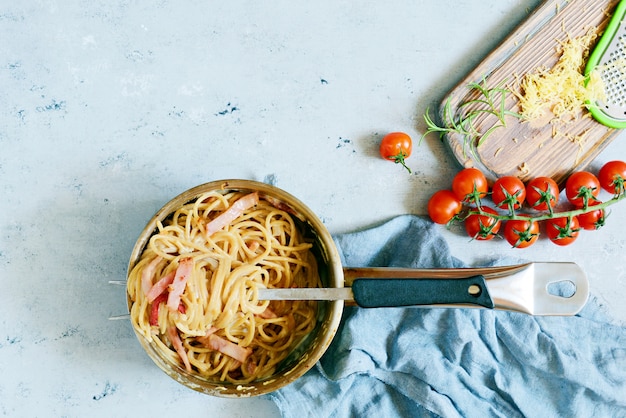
left=518, top=162, right=530, bottom=175
left=517, top=28, right=607, bottom=122
left=553, top=128, right=591, bottom=164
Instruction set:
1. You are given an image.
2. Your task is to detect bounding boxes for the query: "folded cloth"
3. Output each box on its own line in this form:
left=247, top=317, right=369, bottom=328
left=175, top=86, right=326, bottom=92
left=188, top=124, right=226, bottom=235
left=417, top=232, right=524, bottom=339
left=267, top=215, right=626, bottom=418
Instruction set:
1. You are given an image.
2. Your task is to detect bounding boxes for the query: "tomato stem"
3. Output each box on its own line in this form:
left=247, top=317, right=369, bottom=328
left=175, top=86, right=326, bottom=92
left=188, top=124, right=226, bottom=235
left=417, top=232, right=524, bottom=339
left=549, top=216, right=580, bottom=240
left=528, top=185, right=556, bottom=215
left=463, top=185, right=485, bottom=208
left=460, top=188, right=625, bottom=223
left=476, top=217, right=499, bottom=239
left=612, top=176, right=626, bottom=195
left=390, top=152, right=411, bottom=174
left=574, top=185, right=599, bottom=208
left=511, top=222, right=539, bottom=248
left=494, top=183, right=524, bottom=215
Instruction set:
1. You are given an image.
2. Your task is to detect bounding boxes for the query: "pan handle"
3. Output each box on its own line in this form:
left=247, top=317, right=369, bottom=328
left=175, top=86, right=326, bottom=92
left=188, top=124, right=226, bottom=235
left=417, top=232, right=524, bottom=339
left=343, top=263, right=588, bottom=315
left=351, top=276, right=495, bottom=309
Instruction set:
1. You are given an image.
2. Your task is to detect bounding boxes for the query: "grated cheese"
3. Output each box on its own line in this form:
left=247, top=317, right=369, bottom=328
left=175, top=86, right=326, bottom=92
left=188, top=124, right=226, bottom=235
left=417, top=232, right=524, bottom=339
left=551, top=127, right=591, bottom=164
left=518, top=162, right=530, bottom=175
left=517, top=28, right=607, bottom=122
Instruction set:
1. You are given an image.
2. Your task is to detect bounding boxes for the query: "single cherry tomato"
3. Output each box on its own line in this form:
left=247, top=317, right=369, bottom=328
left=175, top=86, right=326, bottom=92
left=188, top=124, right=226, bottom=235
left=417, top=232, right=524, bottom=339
left=492, top=176, right=526, bottom=211
left=565, top=171, right=600, bottom=208
left=525, top=176, right=559, bottom=212
left=427, top=190, right=463, bottom=224
left=465, top=207, right=501, bottom=240
left=452, top=168, right=488, bottom=203
left=577, top=200, right=605, bottom=230
left=380, top=132, right=412, bottom=173
left=503, top=219, right=539, bottom=248
left=598, top=160, right=626, bottom=195
left=545, top=216, right=580, bottom=246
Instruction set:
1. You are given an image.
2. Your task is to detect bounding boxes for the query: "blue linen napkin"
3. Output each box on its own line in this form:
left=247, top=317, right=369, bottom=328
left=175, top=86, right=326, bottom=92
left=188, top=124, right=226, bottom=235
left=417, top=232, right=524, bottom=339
left=267, top=215, right=626, bottom=418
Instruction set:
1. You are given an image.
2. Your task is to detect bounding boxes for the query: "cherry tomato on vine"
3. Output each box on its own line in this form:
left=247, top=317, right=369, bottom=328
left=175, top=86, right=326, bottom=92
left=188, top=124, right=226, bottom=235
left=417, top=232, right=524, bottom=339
left=380, top=132, right=412, bottom=173
left=565, top=171, right=600, bottom=208
left=465, top=207, right=501, bottom=240
left=492, top=176, right=526, bottom=211
left=598, top=160, right=626, bottom=195
left=427, top=190, right=463, bottom=224
left=577, top=200, right=605, bottom=230
left=452, top=168, right=488, bottom=203
left=545, top=216, right=580, bottom=246
left=525, top=176, right=559, bottom=212
left=503, top=219, right=539, bottom=248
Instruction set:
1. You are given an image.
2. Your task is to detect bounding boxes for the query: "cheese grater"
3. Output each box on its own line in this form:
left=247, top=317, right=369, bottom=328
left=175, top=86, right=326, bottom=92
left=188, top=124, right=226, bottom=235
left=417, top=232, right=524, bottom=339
left=585, top=0, right=626, bottom=128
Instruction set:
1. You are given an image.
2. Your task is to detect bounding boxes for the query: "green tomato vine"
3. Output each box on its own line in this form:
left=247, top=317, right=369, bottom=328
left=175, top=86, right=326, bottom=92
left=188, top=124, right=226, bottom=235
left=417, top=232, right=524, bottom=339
left=429, top=164, right=626, bottom=247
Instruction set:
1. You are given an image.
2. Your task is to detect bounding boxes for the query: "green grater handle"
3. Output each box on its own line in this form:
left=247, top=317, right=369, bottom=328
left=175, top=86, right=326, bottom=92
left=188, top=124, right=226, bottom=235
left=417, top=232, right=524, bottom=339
left=585, top=0, right=626, bottom=129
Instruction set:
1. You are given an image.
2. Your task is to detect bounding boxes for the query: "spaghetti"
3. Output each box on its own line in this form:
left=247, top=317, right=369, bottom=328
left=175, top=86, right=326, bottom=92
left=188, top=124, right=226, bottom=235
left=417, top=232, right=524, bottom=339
left=127, top=190, right=321, bottom=384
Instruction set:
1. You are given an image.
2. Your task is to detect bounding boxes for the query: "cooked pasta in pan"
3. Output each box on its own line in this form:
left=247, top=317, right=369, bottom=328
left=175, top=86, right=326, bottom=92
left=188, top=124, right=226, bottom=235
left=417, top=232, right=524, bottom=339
left=127, top=190, right=320, bottom=384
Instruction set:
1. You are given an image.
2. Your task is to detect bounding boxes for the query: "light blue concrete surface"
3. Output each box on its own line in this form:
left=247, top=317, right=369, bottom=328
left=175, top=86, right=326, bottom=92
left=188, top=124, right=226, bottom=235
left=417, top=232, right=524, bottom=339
left=1, top=1, right=624, bottom=416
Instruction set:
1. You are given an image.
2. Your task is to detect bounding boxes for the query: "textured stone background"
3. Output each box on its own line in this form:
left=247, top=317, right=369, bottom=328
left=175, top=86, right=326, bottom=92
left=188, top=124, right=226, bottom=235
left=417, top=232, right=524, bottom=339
left=2, top=1, right=624, bottom=416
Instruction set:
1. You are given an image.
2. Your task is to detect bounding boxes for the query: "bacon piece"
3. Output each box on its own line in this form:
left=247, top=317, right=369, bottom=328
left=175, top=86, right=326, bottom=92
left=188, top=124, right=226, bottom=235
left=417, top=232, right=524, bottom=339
left=246, top=360, right=258, bottom=375
left=166, top=257, right=193, bottom=312
left=205, top=192, right=259, bottom=237
left=141, top=256, right=163, bottom=296
left=149, top=293, right=168, bottom=326
left=198, top=333, right=252, bottom=363
left=149, top=292, right=186, bottom=326
left=167, top=326, right=192, bottom=372
left=146, top=271, right=175, bottom=303
left=263, top=195, right=297, bottom=216
left=247, top=240, right=260, bottom=252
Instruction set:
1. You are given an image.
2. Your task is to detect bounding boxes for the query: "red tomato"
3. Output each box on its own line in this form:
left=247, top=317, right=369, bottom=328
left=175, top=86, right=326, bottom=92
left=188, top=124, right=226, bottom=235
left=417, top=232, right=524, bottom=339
left=565, top=171, right=600, bottom=207
left=577, top=201, right=605, bottom=230
left=380, top=132, right=412, bottom=173
left=525, top=177, right=559, bottom=211
left=465, top=207, right=501, bottom=240
left=492, top=176, right=526, bottom=210
left=503, top=219, right=539, bottom=248
left=598, top=160, right=626, bottom=195
left=545, top=216, right=580, bottom=246
left=427, top=190, right=463, bottom=224
left=452, top=168, right=488, bottom=203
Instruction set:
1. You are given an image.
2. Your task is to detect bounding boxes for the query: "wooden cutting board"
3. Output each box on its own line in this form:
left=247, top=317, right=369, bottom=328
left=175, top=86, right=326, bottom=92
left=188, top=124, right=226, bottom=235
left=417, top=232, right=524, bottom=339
left=439, top=0, right=622, bottom=186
